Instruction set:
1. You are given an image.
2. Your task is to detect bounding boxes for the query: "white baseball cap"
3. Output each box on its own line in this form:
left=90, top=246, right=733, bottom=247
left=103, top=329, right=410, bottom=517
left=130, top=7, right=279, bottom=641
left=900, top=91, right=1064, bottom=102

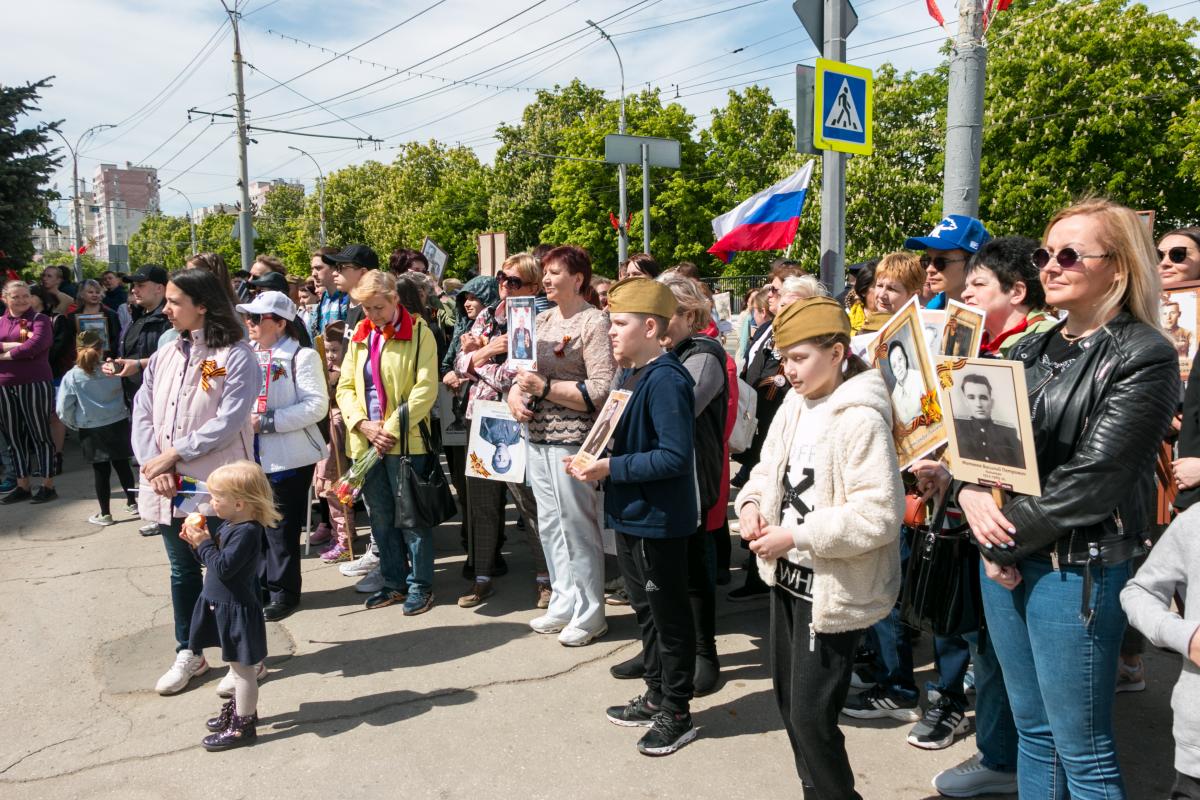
left=235, top=290, right=297, bottom=321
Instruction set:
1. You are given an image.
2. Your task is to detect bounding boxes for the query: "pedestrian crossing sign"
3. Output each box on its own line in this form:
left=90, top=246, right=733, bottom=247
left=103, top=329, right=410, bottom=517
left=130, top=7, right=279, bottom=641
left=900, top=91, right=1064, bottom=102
left=814, top=58, right=873, bottom=155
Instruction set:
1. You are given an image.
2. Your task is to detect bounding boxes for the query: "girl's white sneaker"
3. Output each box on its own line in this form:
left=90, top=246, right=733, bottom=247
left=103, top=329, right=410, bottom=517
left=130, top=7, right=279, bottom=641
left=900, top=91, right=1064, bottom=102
left=88, top=513, right=115, bottom=526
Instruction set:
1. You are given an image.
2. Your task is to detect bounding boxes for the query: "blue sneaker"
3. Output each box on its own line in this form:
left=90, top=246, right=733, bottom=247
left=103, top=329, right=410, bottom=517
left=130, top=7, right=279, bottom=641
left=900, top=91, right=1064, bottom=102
left=0, top=478, right=16, bottom=494
left=403, top=590, right=434, bottom=616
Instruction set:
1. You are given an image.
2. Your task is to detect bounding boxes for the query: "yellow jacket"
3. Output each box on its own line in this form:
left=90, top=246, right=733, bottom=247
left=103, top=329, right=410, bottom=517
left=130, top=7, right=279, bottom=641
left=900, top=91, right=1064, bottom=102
left=336, top=317, right=439, bottom=459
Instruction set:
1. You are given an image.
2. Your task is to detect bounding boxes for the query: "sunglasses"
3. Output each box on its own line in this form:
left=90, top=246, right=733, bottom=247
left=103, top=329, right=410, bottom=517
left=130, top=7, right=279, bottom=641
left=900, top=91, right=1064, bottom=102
left=920, top=254, right=966, bottom=271
left=766, top=285, right=780, bottom=296
left=1158, top=246, right=1191, bottom=264
left=246, top=313, right=277, bottom=325
left=1031, top=247, right=1110, bottom=271
left=496, top=272, right=529, bottom=291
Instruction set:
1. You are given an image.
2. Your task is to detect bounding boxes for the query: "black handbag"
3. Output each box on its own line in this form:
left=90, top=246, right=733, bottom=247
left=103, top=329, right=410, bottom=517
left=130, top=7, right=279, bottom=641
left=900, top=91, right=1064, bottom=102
left=393, top=325, right=457, bottom=529
left=899, top=496, right=982, bottom=637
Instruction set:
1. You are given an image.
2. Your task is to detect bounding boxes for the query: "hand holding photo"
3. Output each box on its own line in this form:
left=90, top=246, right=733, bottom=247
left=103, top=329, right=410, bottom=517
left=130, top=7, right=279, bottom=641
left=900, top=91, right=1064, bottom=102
left=571, top=390, right=632, bottom=472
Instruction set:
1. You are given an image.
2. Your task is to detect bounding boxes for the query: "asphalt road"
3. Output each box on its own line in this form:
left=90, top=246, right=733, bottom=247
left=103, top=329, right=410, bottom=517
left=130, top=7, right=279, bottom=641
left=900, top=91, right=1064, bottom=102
left=0, top=450, right=1179, bottom=799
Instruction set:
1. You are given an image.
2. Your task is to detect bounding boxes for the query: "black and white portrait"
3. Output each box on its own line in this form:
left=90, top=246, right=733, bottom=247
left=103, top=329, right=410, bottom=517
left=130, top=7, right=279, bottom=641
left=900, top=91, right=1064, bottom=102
left=952, top=372, right=1025, bottom=469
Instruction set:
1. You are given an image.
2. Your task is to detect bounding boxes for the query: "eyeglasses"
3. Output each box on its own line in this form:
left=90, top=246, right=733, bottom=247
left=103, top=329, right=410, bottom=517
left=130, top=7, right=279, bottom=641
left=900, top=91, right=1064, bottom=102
left=1158, top=246, right=1191, bottom=264
left=766, top=285, right=780, bottom=296
left=1031, top=247, right=1111, bottom=271
left=920, top=254, right=967, bottom=271
left=496, top=272, right=529, bottom=291
left=246, top=313, right=277, bottom=325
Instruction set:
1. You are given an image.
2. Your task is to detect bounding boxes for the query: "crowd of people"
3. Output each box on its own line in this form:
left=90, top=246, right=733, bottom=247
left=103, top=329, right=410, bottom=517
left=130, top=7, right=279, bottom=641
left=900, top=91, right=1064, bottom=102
left=1, top=201, right=1198, bottom=797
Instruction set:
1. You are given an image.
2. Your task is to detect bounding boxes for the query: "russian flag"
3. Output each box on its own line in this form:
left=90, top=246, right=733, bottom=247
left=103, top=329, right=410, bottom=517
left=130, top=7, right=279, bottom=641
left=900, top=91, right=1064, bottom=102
left=708, top=161, right=814, bottom=263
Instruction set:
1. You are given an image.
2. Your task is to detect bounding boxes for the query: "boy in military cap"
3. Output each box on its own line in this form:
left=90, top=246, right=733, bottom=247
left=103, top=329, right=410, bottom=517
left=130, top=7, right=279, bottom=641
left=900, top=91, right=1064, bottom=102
left=568, top=276, right=699, bottom=757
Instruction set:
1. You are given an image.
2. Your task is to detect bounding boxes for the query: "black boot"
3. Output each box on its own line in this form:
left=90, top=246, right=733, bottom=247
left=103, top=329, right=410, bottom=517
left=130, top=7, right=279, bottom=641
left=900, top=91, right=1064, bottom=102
left=206, top=698, right=236, bottom=732
left=694, top=653, right=721, bottom=697
left=202, top=711, right=258, bottom=751
left=610, top=653, right=646, bottom=680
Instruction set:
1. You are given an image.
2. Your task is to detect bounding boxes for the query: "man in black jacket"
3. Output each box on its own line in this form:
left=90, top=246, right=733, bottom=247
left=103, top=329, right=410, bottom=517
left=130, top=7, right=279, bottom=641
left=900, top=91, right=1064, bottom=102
left=109, top=265, right=172, bottom=408
left=323, top=244, right=379, bottom=339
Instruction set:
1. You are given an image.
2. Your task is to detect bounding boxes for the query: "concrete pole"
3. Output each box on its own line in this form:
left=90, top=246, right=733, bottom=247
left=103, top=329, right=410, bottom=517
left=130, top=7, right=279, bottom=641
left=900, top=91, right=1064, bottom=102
left=289, top=145, right=326, bottom=246
left=71, top=156, right=83, bottom=282
left=942, top=0, right=987, bottom=217
left=588, top=20, right=629, bottom=269
left=819, top=0, right=847, bottom=296
left=641, top=143, right=651, bottom=254
left=225, top=2, right=255, bottom=271
left=170, top=188, right=197, bottom=254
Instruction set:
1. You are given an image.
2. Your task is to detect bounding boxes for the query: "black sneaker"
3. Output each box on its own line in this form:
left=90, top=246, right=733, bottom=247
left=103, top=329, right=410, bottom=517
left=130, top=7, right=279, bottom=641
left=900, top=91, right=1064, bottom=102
left=364, top=589, right=406, bottom=610
left=849, top=664, right=877, bottom=691
left=30, top=486, right=58, bottom=504
left=637, top=710, right=698, bottom=756
left=907, top=696, right=970, bottom=750
left=606, top=695, right=659, bottom=727
left=0, top=487, right=31, bottom=505
left=841, top=685, right=921, bottom=722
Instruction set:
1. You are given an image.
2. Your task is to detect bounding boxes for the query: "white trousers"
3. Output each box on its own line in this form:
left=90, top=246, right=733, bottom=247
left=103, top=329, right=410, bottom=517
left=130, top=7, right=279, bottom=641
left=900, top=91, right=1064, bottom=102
left=526, top=441, right=606, bottom=633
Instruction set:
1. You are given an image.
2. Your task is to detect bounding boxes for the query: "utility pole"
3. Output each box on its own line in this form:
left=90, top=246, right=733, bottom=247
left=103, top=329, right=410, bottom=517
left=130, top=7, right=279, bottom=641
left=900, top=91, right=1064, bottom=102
left=641, top=143, right=651, bottom=253
left=222, top=0, right=256, bottom=271
left=289, top=145, right=326, bottom=246
left=168, top=187, right=197, bottom=254
left=46, top=124, right=115, bottom=281
left=819, top=0, right=847, bottom=295
left=587, top=20, right=629, bottom=268
left=942, top=0, right=986, bottom=217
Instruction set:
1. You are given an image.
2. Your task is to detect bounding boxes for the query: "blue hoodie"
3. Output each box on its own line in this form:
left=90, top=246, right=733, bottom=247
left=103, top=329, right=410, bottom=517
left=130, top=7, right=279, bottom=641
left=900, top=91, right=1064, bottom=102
left=604, top=352, right=698, bottom=538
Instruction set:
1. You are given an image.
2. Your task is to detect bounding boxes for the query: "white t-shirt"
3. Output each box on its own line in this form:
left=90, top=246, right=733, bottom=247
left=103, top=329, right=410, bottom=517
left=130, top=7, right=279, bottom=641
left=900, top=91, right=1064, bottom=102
left=775, top=394, right=829, bottom=600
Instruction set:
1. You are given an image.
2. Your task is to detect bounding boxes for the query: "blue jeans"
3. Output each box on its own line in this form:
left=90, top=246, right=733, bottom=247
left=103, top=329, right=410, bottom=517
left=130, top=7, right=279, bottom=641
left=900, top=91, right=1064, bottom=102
left=160, top=516, right=211, bottom=652
left=930, top=634, right=971, bottom=706
left=361, top=454, right=434, bottom=596
left=982, top=555, right=1131, bottom=799
left=966, top=628, right=1017, bottom=773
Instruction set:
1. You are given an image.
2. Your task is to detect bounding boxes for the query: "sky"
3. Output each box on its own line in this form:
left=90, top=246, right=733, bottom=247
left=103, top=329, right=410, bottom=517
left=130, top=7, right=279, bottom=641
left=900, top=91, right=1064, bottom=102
left=4, top=0, right=1196, bottom=223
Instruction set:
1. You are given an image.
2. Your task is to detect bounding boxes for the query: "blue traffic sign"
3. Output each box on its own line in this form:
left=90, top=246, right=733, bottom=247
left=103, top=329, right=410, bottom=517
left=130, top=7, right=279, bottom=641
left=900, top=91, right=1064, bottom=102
left=813, top=58, right=873, bottom=155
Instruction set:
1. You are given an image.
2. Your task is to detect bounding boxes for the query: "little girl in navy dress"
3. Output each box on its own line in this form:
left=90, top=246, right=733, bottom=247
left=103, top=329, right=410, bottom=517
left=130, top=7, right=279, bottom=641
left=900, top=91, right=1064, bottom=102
left=180, top=460, right=281, bottom=751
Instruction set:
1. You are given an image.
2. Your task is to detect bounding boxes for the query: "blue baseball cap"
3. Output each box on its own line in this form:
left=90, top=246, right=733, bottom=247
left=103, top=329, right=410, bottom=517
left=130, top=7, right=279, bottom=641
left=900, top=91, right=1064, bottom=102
left=904, top=214, right=991, bottom=254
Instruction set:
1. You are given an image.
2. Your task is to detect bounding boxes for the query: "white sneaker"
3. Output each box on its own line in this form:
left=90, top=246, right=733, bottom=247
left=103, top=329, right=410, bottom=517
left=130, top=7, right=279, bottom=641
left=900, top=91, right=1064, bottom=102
left=340, top=549, right=380, bottom=577
left=559, top=624, right=608, bottom=647
left=932, top=752, right=1018, bottom=797
left=530, top=614, right=570, bottom=634
left=88, top=513, right=115, bottom=526
left=125, top=502, right=139, bottom=516
left=216, top=662, right=269, bottom=698
left=354, top=567, right=385, bottom=594
left=155, top=649, right=209, bottom=695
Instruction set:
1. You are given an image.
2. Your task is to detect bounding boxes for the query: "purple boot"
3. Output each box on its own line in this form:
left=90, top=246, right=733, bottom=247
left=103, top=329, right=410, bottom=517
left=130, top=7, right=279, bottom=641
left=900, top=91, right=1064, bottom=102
left=202, top=711, right=257, bottom=751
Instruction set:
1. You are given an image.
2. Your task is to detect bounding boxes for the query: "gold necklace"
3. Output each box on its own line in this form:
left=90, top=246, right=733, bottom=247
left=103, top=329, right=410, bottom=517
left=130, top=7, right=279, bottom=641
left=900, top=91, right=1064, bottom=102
left=1060, top=328, right=1087, bottom=344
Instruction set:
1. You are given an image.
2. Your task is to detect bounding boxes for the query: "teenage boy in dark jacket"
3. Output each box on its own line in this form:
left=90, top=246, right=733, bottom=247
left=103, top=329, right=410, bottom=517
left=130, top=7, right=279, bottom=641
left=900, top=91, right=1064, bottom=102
left=568, top=277, right=698, bottom=757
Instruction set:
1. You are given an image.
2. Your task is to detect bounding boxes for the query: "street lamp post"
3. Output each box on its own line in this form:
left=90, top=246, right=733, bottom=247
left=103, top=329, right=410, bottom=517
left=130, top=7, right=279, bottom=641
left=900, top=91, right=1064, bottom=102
left=168, top=187, right=197, bottom=255
left=47, top=124, right=116, bottom=281
left=586, top=19, right=628, bottom=269
left=288, top=145, right=326, bottom=246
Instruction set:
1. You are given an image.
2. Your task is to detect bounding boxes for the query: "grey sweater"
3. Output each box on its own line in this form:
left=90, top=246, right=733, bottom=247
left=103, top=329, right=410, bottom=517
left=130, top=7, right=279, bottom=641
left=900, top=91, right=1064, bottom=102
left=1120, top=507, right=1200, bottom=778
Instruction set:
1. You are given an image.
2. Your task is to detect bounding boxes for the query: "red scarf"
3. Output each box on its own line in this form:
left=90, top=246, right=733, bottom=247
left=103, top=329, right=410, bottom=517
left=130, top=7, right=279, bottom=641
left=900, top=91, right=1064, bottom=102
left=980, top=313, right=1043, bottom=355
left=352, top=307, right=414, bottom=417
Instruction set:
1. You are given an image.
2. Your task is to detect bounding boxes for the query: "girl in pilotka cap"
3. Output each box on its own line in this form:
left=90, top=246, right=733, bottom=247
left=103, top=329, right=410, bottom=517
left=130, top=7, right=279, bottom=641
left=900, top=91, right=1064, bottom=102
left=735, top=296, right=904, bottom=799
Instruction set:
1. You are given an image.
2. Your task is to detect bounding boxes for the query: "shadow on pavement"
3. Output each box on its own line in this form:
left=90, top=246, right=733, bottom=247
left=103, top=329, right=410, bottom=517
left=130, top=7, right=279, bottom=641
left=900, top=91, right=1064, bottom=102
left=277, top=622, right=531, bottom=678
left=260, top=687, right=478, bottom=742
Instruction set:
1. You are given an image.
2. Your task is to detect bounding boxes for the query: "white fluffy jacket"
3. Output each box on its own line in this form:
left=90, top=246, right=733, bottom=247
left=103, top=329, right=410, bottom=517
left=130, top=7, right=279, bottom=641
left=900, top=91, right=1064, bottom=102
left=255, top=337, right=329, bottom=474
left=736, top=369, right=905, bottom=633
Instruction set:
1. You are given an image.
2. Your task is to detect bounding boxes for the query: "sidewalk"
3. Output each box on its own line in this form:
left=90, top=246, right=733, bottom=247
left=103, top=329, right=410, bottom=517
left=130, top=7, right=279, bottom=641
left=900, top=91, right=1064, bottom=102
left=0, top=452, right=1178, bottom=799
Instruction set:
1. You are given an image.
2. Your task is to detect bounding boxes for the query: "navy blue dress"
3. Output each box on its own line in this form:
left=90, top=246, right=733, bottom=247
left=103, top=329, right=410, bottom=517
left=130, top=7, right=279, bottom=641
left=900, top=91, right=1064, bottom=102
left=188, top=520, right=269, bottom=665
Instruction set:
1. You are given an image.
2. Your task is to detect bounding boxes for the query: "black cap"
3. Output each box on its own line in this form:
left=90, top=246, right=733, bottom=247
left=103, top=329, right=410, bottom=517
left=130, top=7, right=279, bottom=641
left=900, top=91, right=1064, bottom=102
left=123, top=265, right=169, bottom=285
left=320, top=244, right=379, bottom=270
left=248, top=272, right=289, bottom=294
left=233, top=269, right=251, bottom=279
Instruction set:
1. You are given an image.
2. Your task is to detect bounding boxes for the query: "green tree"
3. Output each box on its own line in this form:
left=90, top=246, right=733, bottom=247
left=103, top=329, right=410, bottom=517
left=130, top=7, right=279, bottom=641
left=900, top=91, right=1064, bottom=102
left=0, top=78, right=62, bottom=271
left=488, top=80, right=608, bottom=253
left=22, top=250, right=107, bottom=283
left=256, top=183, right=310, bottom=274
left=128, top=213, right=193, bottom=270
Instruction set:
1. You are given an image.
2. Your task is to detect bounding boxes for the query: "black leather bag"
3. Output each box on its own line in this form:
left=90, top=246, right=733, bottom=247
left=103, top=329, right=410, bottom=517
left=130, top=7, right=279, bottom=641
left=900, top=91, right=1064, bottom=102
left=899, top=498, right=982, bottom=637
left=394, top=401, right=457, bottom=529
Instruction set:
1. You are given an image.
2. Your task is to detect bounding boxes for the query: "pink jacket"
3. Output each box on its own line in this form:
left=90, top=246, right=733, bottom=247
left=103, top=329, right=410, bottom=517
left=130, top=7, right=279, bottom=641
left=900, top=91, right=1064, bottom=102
left=132, top=333, right=257, bottom=524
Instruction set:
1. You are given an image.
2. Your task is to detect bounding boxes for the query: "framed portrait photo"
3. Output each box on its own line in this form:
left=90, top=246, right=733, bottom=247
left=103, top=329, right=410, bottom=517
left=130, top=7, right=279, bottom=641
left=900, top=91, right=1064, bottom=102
left=76, top=313, right=108, bottom=337
left=870, top=296, right=947, bottom=470
left=938, top=356, right=1041, bottom=496
left=1162, top=285, right=1200, bottom=382
left=506, top=296, right=538, bottom=371
left=466, top=400, right=527, bottom=483
left=942, top=300, right=986, bottom=358
left=571, top=390, right=632, bottom=471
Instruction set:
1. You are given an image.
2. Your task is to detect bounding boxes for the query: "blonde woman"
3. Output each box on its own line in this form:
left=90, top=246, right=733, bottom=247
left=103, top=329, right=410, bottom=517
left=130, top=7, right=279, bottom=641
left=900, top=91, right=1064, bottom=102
left=952, top=199, right=1178, bottom=798
left=872, top=252, right=925, bottom=314
left=336, top=271, right=439, bottom=614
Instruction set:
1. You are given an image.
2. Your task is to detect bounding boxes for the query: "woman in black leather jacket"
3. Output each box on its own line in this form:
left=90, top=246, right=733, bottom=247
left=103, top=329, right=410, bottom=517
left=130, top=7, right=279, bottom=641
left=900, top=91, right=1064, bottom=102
left=957, top=199, right=1178, bottom=800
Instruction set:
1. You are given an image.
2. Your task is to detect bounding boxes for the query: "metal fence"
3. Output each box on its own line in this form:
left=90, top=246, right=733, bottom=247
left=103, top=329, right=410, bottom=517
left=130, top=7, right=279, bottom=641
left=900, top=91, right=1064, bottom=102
left=704, top=274, right=768, bottom=315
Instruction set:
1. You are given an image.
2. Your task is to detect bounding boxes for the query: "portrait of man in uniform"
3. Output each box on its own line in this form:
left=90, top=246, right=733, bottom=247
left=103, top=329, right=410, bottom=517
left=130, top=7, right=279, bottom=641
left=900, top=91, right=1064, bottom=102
left=953, top=373, right=1025, bottom=469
